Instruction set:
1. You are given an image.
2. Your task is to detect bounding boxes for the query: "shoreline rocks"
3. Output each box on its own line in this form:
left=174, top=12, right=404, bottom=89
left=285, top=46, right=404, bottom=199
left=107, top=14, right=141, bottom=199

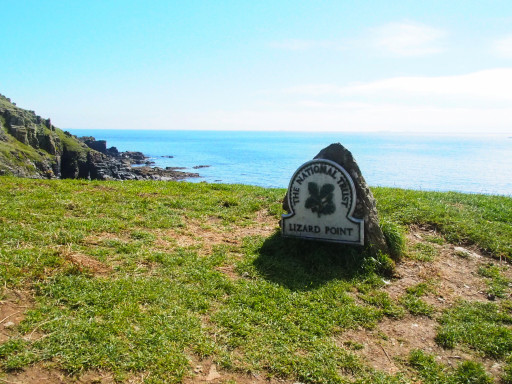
left=0, top=93, right=200, bottom=182
left=77, top=136, right=200, bottom=181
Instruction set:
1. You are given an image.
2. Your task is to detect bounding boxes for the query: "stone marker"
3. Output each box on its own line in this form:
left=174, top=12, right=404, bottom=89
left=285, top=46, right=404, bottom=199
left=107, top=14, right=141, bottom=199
left=282, top=143, right=388, bottom=253
left=282, top=158, right=363, bottom=244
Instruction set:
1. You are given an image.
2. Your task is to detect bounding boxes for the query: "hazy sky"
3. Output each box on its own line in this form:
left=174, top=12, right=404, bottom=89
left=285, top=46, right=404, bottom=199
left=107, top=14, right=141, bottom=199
left=2, top=1, right=512, bottom=133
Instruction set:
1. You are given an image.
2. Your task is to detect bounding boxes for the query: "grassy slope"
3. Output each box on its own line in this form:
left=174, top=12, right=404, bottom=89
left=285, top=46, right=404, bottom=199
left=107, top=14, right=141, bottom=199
left=374, top=187, right=512, bottom=258
left=0, top=97, right=45, bottom=173
left=0, top=177, right=511, bottom=383
left=0, top=117, right=47, bottom=174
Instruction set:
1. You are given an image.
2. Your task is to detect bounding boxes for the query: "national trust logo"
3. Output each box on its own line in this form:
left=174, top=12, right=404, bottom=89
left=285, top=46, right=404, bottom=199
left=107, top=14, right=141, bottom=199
left=281, top=159, right=363, bottom=245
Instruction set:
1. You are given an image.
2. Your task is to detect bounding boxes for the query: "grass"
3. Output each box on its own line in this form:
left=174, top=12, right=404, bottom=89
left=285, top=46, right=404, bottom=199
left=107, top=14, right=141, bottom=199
left=436, top=300, right=512, bottom=357
left=373, top=187, right=512, bottom=259
left=478, top=263, right=511, bottom=299
left=401, top=282, right=436, bottom=317
left=408, top=242, right=439, bottom=262
left=409, top=349, right=493, bottom=384
left=435, top=299, right=512, bottom=383
left=0, top=177, right=511, bottom=383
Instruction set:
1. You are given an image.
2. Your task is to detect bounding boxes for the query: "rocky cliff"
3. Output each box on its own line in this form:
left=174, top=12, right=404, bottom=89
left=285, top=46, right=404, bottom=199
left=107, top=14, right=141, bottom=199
left=0, top=94, right=197, bottom=181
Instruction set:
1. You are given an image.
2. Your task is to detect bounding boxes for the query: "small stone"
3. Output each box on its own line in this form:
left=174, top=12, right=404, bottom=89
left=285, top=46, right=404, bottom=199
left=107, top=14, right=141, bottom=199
left=454, top=247, right=471, bottom=258
left=206, top=364, right=221, bottom=381
left=193, top=365, right=202, bottom=373
left=3, top=321, right=15, bottom=329
left=411, top=323, right=419, bottom=328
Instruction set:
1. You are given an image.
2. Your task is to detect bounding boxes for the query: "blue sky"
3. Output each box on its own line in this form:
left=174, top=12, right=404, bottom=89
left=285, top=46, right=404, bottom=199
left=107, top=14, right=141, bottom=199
left=2, top=1, right=512, bottom=133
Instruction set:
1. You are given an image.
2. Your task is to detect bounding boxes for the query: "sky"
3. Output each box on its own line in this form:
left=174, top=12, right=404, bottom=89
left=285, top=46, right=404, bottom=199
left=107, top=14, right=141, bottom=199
left=2, top=0, right=512, bottom=134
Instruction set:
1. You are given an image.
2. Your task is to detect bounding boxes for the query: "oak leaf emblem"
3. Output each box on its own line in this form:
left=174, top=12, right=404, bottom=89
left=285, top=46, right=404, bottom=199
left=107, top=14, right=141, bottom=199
left=305, top=182, right=336, bottom=217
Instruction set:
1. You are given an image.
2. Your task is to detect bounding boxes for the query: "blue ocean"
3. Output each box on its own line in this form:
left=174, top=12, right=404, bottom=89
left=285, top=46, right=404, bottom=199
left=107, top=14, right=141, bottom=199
left=67, top=130, right=512, bottom=196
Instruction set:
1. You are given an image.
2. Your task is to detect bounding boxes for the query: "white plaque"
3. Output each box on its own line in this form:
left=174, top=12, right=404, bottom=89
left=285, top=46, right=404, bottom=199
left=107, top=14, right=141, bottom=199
left=282, top=159, right=363, bottom=244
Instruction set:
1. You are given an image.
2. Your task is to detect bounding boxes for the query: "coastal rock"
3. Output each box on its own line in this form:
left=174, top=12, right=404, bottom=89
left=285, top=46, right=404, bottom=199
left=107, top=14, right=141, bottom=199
left=106, top=146, right=119, bottom=157
left=283, top=143, right=388, bottom=253
left=121, top=151, right=146, bottom=164
left=0, top=123, right=7, bottom=142
left=37, top=130, right=58, bottom=155
left=8, top=125, right=29, bottom=144
left=0, top=93, right=200, bottom=182
left=131, top=166, right=199, bottom=180
left=81, top=137, right=108, bottom=154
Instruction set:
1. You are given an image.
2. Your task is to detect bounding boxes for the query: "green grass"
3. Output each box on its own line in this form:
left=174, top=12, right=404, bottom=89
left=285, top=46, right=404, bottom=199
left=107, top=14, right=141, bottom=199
left=478, top=263, right=511, bottom=299
left=434, top=299, right=512, bottom=384
left=373, top=188, right=512, bottom=260
left=0, top=177, right=511, bottom=383
left=436, top=300, right=512, bottom=357
left=359, top=291, right=405, bottom=318
left=409, top=349, right=493, bottom=384
left=408, top=242, right=439, bottom=262
left=401, top=282, right=436, bottom=317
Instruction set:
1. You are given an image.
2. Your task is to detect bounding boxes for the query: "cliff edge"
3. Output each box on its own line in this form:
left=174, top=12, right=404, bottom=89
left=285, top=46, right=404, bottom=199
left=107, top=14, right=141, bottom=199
left=0, top=94, right=197, bottom=181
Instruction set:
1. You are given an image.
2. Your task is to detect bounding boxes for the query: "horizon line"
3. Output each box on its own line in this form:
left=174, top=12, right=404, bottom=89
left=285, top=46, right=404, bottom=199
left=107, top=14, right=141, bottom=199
left=64, top=128, right=512, bottom=136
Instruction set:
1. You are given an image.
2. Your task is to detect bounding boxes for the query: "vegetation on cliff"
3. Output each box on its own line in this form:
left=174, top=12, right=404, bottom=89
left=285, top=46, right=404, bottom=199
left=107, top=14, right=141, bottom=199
left=0, top=94, right=199, bottom=181
left=0, top=178, right=511, bottom=383
left=0, top=94, right=92, bottom=178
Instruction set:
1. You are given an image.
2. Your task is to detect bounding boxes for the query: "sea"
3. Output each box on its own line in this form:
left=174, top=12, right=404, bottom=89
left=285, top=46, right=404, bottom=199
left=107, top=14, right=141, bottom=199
left=66, top=129, right=512, bottom=196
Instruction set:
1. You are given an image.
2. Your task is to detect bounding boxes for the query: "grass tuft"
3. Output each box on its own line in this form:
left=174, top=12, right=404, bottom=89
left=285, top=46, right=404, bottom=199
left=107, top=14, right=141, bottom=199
left=380, top=219, right=406, bottom=260
left=477, top=263, right=511, bottom=299
left=409, top=349, right=493, bottom=384
left=401, top=282, right=436, bottom=317
left=436, top=300, right=512, bottom=357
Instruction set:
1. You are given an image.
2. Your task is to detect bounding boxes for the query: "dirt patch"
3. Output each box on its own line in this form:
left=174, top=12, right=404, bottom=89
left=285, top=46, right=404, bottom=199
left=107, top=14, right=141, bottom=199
left=160, top=210, right=278, bottom=254
left=390, top=229, right=499, bottom=307
left=0, top=290, right=33, bottom=343
left=337, top=315, right=481, bottom=375
left=214, top=265, right=240, bottom=280
left=59, top=247, right=111, bottom=276
left=3, top=365, right=68, bottom=384
left=3, top=365, right=139, bottom=383
left=83, top=232, right=128, bottom=246
left=337, top=227, right=511, bottom=379
left=183, top=357, right=295, bottom=384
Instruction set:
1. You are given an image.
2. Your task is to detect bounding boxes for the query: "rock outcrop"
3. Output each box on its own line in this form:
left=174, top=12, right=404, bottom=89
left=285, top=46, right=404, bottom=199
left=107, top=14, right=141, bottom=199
left=0, top=93, right=197, bottom=181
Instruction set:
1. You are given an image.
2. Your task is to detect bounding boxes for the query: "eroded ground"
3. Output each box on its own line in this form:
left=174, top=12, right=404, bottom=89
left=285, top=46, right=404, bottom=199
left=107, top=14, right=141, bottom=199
left=2, top=222, right=510, bottom=383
